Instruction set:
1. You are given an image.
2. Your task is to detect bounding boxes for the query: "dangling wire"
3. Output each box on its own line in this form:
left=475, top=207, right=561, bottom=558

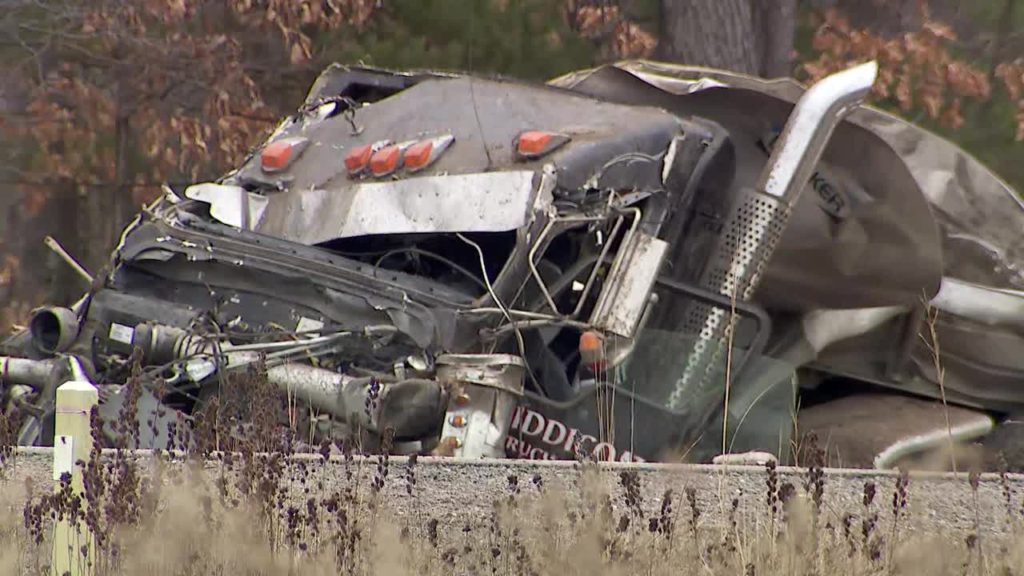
left=456, top=233, right=541, bottom=392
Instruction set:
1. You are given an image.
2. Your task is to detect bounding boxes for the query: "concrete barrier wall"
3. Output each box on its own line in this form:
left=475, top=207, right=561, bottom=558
left=5, top=447, right=1023, bottom=539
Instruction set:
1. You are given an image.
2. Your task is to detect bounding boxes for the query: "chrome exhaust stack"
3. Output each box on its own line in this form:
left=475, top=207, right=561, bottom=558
left=669, top=62, right=879, bottom=413
left=757, top=61, right=879, bottom=201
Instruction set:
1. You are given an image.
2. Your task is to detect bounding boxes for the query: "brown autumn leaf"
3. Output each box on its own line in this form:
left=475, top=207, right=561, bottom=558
left=920, top=91, right=944, bottom=119
left=997, top=62, right=1024, bottom=102
left=1014, top=101, right=1024, bottom=141
left=575, top=5, right=619, bottom=39
left=801, top=6, right=995, bottom=130
left=612, top=21, right=657, bottom=59
left=895, top=76, right=913, bottom=111
left=21, top=189, right=49, bottom=219
left=922, top=20, right=956, bottom=41
left=0, top=255, right=20, bottom=286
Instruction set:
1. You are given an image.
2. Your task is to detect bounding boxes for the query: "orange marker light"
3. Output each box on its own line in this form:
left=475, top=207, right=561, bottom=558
left=345, top=144, right=373, bottom=174
left=579, top=330, right=602, bottom=353
left=404, top=140, right=433, bottom=170
left=404, top=134, right=455, bottom=173
left=515, top=130, right=570, bottom=160
left=517, top=131, right=552, bottom=155
left=345, top=140, right=390, bottom=176
left=579, top=330, right=606, bottom=372
left=260, top=137, right=309, bottom=173
left=369, top=144, right=403, bottom=177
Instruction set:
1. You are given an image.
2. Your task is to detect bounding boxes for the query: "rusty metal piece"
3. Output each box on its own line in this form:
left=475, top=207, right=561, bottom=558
left=436, top=354, right=526, bottom=459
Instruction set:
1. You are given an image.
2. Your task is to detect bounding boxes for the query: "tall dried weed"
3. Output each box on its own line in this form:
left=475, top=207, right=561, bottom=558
left=0, top=367, right=1023, bottom=575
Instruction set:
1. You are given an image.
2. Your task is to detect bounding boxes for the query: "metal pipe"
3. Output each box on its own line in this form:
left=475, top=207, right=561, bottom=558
left=44, top=236, right=93, bottom=285
left=571, top=215, right=625, bottom=317
left=526, top=215, right=609, bottom=316
left=28, top=306, right=80, bottom=354
left=527, top=218, right=562, bottom=314
left=485, top=317, right=594, bottom=337
left=757, top=61, right=879, bottom=203
left=226, top=332, right=351, bottom=353
left=256, top=361, right=445, bottom=439
left=669, top=61, right=878, bottom=414
left=263, top=362, right=367, bottom=424
left=873, top=415, right=993, bottom=470
left=0, top=357, right=56, bottom=389
left=7, top=356, right=91, bottom=447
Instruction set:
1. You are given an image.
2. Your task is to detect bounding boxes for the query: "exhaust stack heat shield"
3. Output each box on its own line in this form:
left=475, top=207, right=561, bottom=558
left=669, top=62, right=879, bottom=411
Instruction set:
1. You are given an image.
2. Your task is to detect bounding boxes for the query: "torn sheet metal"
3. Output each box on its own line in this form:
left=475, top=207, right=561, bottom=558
left=552, top=60, right=1024, bottom=292
left=801, top=306, right=906, bottom=355
left=930, top=276, right=1024, bottom=329
left=549, top=61, right=945, bottom=311
left=185, top=183, right=269, bottom=230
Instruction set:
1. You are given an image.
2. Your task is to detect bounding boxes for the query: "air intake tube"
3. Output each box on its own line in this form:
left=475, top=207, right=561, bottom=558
left=668, top=62, right=879, bottom=416
left=28, top=307, right=80, bottom=354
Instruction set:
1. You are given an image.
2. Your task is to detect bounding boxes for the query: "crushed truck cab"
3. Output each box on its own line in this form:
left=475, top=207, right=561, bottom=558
left=5, top=60, right=1024, bottom=469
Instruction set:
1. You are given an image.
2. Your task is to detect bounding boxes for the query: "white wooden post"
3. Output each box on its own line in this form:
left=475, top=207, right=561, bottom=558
left=52, top=380, right=97, bottom=576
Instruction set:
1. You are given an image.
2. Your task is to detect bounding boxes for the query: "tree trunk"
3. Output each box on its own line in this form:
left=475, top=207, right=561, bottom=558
left=658, top=0, right=797, bottom=78
left=44, top=183, right=84, bottom=304
left=754, top=0, right=797, bottom=77
left=832, top=0, right=923, bottom=37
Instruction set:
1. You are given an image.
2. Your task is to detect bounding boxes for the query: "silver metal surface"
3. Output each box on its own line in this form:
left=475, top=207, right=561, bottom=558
left=435, top=354, right=526, bottom=396
left=929, top=276, right=1024, bottom=328
left=261, top=362, right=402, bottom=432
left=801, top=306, right=907, bottom=354
left=669, top=189, right=791, bottom=409
left=436, top=354, right=526, bottom=458
left=595, top=60, right=1024, bottom=294
left=873, top=416, right=994, bottom=470
left=553, top=60, right=944, bottom=310
left=589, top=230, right=668, bottom=338
left=756, top=61, right=878, bottom=201
left=209, top=350, right=371, bottom=425
left=184, top=183, right=269, bottom=230
left=0, top=357, right=55, bottom=389
left=263, top=362, right=355, bottom=415
left=258, top=171, right=538, bottom=244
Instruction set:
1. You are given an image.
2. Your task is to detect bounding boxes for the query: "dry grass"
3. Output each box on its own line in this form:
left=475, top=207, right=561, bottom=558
left=2, top=367, right=1024, bottom=575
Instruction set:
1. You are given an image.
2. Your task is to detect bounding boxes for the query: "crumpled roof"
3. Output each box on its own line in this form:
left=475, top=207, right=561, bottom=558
left=551, top=60, right=1024, bottom=292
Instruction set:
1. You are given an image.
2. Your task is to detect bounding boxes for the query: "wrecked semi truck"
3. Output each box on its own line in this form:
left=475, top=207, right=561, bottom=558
left=4, top=59, right=1024, bottom=469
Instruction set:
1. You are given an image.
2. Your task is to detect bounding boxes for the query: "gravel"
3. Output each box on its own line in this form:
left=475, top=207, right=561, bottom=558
left=6, top=447, right=1022, bottom=537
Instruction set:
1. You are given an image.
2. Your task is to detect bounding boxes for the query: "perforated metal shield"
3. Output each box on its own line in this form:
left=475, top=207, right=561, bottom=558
left=668, top=188, right=790, bottom=410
